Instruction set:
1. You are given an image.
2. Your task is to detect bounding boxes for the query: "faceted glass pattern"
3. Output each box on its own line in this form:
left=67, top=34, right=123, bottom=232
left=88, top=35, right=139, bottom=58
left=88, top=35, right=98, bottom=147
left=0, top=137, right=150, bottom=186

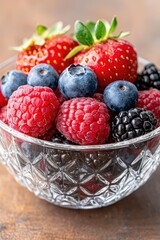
left=0, top=57, right=160, bottom=209
left=0, top=122, right=160, bottom=209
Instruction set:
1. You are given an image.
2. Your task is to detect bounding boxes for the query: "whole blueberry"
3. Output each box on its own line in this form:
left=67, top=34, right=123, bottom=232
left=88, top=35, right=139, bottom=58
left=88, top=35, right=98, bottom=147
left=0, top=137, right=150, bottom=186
left=27, top=64, right=59, bottom=90
left=1, top=70, right=27, bottom=99
left=104, top=80, right=138, bottom=112
left=58, top=64, right=98, bottom=99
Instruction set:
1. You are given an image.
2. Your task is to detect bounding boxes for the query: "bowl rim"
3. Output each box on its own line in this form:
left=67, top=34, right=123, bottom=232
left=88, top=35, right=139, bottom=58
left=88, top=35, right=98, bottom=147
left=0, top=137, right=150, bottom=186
left=0, top=56, right=160, bottom=151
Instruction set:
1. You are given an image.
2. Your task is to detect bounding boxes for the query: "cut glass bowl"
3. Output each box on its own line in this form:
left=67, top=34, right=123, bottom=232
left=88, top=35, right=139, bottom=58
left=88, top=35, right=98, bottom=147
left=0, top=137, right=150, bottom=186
left=0, top=56, right=160, bottom=209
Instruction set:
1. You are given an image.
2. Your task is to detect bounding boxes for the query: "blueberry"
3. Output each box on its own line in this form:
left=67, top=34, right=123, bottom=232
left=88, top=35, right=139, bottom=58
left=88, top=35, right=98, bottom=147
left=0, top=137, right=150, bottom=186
left=58, top=64, right=98, bottom=99
left=104, top=80, right=138, bottom=112
left=20, top=142, right=41, bottom=161
left=27, top=64, right=59, bottom=91
left=1, top=70, right=27, bottom=99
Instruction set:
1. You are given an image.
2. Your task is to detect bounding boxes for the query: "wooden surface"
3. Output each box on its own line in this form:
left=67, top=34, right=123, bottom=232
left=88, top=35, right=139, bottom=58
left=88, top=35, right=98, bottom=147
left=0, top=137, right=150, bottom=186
left=0, top=0, right=160, bottom=239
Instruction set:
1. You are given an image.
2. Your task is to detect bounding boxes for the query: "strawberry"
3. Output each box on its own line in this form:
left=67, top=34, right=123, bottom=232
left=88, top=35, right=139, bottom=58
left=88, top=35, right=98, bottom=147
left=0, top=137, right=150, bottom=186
left=14, top=22, right=78, bottom=75
left=66, top=17, right=138, bottom=91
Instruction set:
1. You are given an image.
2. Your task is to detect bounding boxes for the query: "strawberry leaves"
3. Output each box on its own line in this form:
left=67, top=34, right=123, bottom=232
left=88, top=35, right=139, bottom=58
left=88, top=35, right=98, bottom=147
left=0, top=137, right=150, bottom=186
left=65, top=16, right=130, bottom=59
left=12, top=22, right=71, bottom=51
left=74, top=16, right=129, bottom=44
left=95, top=20, right=107, bottom=40
left=108, top=17, right=118, bottom=36
left=36, top=25, right=47, bottom=35
left=74, top=21, right=94, bottom=46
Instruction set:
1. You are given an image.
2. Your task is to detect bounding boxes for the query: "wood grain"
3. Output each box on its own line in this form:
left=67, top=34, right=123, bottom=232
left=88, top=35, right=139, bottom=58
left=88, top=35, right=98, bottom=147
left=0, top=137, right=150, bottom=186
left=1, top=164, right=160, bottom=240
left=0, top=0, right=160, bottom=239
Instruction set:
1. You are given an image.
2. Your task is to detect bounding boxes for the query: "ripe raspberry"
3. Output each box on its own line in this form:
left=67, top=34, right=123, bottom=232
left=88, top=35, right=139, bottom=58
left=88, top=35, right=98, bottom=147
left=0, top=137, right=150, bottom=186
left=0, top=105, right=8, bottom=124
left=92, top=93, right=104, bottom=102
left=39, top=125, right=57, bottom=141
left=7, top=85, right=59, bottom=137
left=56, top=97, right=110, bottom=145
left=137, top=89, right=160, bottom=126
left=55, top=88, right=66, bottom=105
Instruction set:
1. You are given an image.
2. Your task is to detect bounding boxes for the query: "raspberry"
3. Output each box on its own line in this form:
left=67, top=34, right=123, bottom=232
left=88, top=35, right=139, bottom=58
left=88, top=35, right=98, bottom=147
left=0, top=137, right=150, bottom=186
left=56, top=97, right=110, bottom=145
left=0, top=105, right=8, bottom=124
left=55, top=88, right=66, bottom=105
left=39, top=125, right=57, bottom=141
left=137, top=89, right=160, bottom=126
left=7, top=85, right=59, bottom=137
left=92, top=93, right=104, bottom=102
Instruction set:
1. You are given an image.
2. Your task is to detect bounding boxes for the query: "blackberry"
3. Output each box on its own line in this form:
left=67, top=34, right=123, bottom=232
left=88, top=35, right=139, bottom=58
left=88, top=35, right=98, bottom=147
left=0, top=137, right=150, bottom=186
left=135, top=63, right=160, bottom=90
left=112, top=108, right=157, bottom=142
left=51, top=132, right=76, bottom=145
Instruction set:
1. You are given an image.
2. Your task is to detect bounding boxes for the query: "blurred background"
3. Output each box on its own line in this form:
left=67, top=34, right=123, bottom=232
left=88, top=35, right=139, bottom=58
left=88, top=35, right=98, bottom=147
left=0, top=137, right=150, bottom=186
left=0, top=0, right=160, bottom=64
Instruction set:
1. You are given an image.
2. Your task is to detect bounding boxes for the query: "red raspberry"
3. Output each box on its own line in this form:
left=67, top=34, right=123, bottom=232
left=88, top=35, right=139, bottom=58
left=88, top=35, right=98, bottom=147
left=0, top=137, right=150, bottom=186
left=0, top=105, right=8, bottom=124
left=56, top=97, right=110, bottom=145
left=92, top=93, right=104, bottom=102
left=0, top=82, right=8, bottom=107
left=39, top=125, right=57, bottom=141
left=137, top=89, right=160, bottom=126
left=7, top=85, right=59, bottom=137
left=55, top=88, right=66, bottom=105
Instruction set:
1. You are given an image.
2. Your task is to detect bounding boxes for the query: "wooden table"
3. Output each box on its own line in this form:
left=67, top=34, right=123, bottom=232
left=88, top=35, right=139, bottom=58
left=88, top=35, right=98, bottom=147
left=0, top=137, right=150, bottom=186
left=0, top=0, right=160, bottom=239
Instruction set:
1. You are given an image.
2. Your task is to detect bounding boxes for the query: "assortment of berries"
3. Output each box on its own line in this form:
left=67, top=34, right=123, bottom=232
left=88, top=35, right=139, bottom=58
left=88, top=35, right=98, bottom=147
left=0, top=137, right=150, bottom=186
left=66, top=18, right=137, bottom=91
left=0, top=17, right=160, bottom=145
left=14, top=22, right=78, bottom=75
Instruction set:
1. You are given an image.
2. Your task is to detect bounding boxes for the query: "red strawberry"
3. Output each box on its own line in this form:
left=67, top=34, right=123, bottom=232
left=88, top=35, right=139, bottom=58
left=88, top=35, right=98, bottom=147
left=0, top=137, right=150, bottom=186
left=14, top=22, right=78, bottom=75
left=66, top=17, right=137, bottom=91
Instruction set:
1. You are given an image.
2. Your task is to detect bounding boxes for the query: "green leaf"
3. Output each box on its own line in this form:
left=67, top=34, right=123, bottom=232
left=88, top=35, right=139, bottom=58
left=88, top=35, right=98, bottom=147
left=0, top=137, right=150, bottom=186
left=108, top=16, right=118, bottom=35
left=118, top=31, right=130, bottom=38
left=65, top=45, right=85, bottom=59
left=36, top=25, right=47, bottom=36
left=43, top=22, right=70, bottom=38
left=58, top=24, right=70, bottom=35
left=47, top=21, right=63, bottom=36
left=33, top=35, right=45, bottom=45
left=23, top=38, right=34, bottom=48
left=111, top=31, right=130, bottom=39
left=95, top=20, right=106, bottom=40
left=104, top=20, right=111, bottom=32
left=74, top=21, right=94, bottom=46
left=11, top=46, right=23, bottom=51
left=86, top=21, right=96, bottom=34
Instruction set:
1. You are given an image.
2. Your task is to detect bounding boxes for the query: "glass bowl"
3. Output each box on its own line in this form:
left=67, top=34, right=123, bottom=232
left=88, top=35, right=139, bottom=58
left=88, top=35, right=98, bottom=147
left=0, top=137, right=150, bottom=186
left=0, top=56, right=160, bottom=209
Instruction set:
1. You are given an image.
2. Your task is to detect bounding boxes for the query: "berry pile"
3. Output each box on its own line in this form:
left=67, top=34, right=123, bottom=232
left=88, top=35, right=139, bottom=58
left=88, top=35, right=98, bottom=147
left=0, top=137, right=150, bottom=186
left=0, top=17, right=159, bottom=145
